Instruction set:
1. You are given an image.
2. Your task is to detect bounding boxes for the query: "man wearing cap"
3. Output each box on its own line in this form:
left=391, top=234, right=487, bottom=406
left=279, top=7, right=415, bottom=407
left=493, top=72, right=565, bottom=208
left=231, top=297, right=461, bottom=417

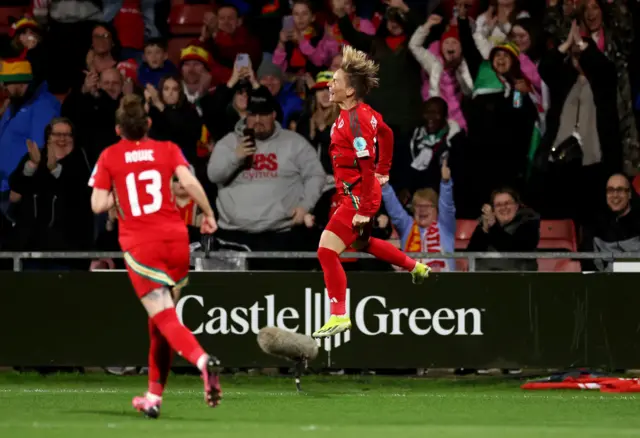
left=207, top=87, right=325, bottom=268
left=0, top=58, right=60, bottom=218
left=256, top=59, right=303, bottom=129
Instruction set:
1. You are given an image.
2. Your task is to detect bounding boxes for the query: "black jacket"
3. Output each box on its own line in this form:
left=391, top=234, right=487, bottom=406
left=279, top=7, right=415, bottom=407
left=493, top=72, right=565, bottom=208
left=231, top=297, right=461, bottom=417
left=61, top=89, right=121, bottom=164
left=148, top=103, right=202, bottom=165
left=467, top=207, right=540, bottom=271
left=537, top=41, right=622, bottom=175
left=7, top=146, right=94, bottom=252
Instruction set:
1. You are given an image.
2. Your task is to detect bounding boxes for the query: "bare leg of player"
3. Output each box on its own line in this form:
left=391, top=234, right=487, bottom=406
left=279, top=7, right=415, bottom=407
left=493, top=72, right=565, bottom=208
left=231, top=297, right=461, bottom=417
left=133, top=287, right=222, bottom=417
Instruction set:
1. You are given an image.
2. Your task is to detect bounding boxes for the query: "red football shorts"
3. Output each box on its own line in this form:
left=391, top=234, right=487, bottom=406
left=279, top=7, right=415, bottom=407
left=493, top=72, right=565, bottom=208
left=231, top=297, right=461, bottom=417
left=124, top=238, right=190, bottom=298
left=325, top=190, right=381, bottom=248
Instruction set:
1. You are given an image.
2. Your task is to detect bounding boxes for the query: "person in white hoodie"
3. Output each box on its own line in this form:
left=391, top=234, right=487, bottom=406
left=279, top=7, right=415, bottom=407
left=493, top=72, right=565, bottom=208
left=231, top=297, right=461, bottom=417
left=207, top=87, right=325, bottom=268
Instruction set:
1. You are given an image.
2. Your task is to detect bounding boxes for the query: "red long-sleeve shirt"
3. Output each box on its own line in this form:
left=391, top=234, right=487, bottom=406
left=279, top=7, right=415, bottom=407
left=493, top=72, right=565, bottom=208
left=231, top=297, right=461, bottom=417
left=329, top=102, right=393, bottom=217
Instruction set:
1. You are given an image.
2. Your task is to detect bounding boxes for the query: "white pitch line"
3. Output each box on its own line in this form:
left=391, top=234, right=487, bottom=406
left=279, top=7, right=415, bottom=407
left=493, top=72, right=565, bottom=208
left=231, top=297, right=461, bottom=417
left=0, top=388, right=637, bottom=401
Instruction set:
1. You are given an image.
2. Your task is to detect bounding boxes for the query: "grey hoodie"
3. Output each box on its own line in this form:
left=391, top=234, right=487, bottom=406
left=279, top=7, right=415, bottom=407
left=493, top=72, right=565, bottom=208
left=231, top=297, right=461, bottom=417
left=207, top=120, right=325, bottom=233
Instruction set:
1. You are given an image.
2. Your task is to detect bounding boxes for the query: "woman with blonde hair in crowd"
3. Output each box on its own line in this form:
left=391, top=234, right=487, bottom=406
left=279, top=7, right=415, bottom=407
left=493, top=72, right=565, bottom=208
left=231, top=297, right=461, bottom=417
left=381, top=158, right=456, bottom=272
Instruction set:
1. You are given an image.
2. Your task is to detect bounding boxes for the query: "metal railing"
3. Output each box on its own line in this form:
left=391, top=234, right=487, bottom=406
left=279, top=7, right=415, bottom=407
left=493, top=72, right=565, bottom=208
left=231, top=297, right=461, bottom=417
left=0, top=250, right=638, bottom=272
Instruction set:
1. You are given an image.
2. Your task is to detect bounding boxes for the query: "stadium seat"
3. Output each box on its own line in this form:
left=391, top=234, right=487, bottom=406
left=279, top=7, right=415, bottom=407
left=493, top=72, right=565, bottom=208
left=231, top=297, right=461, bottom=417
left=537, top=259, right=581, bottom=272
left=168, top=37, right=193, bottom=65
left=0, top=7, right=27, bottom=35
left=168, top=4, right=214, bottom=35
left=633, top=174, right=640, bottom=195
left=454, top=219, right=477, bottom=250
left=538, top=219, right=577, bottom=251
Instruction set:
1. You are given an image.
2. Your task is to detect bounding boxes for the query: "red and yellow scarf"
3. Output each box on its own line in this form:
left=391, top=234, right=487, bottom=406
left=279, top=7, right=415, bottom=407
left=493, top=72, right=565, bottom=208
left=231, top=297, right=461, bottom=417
left=404, top=221, right=445, bottom=270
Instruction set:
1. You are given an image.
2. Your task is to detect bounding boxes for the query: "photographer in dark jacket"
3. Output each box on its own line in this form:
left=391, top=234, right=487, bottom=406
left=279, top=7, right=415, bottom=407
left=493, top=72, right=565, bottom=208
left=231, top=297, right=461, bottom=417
left=467, top=187, right=540, bottom=271
left=7, top=118, right=93, bottom=269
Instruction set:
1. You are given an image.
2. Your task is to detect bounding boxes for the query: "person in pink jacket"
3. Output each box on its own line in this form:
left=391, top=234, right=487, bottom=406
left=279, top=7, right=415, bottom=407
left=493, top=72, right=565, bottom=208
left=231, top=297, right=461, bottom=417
left=272, top=0, right=338, bottom=74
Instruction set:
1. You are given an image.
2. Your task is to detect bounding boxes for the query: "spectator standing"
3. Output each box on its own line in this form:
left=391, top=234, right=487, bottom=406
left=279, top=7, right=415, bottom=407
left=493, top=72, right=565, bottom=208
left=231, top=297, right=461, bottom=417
left=409, top=15, right=473, bottom=132
left=85, top=23, right=120, bottom=75
left=103, top=0, right=161, bottom=60
left=401, top=97, right=466, bottom=202
left=473, top=2, right=530, bottom=50
left=531, top=21, right=620, bottom=224
left=145, top=75, right=202, bottom=166
left=545, top=0, right=638, bottom=175
left=257, top=59, right=304, bottom=128
left=179, top=45, right=215, bottom=113
left=61, top=67, right=123, bottom=163
left=294, top=70, right=339, bottom=222
left=200, top=55, right=266, bottom=142
left=588, top=174, right=640, bottom=271
left=198, top=3, right=262, bottom=85
left=0, top=58, right=60, bottom=217
left=273, top=0, right=338, bottom=76
left=332, top=0, right=424, bottom=183
left=382, top=158, right=456, bottom=272
left=6, top=118, right=93, bottom=269
left=207, top=88, right=325, bottom=269
left=458, top=12, right=538, bottom=214
left=467, top=187, right=540, bottom=272
left=3, top=15, right=49, bottom=88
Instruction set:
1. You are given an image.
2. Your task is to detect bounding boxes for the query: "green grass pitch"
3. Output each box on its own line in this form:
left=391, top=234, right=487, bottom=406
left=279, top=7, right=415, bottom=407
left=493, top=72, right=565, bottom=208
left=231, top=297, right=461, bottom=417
left=0, top=372, right=638, bottom=437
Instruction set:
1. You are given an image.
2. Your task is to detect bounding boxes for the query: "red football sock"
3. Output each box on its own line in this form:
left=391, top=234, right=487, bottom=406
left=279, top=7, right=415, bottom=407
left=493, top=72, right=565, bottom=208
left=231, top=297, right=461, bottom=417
left=317, top=247, right=347, bottom=315
left=366, top=238, right=417, bottom=271
left=151, top=308, right=206, bottom=368
left=147, top=318, right=174, bottom=397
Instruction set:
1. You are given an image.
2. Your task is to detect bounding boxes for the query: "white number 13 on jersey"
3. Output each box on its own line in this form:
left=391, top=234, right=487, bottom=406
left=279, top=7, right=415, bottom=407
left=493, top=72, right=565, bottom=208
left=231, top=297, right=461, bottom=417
left=125, top=170, right=162, bottom=217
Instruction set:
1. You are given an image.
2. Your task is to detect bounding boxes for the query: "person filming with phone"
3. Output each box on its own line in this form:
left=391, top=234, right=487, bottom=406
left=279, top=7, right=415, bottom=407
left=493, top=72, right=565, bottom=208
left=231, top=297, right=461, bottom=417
left=207, top=87, right=325, bottom=270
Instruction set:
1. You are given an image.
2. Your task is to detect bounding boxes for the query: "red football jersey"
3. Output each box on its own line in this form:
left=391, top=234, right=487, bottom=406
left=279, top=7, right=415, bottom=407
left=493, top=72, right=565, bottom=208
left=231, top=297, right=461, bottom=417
left=329, top=102, right=393, bottom=217
left=88, top=138, right=190, bottom=251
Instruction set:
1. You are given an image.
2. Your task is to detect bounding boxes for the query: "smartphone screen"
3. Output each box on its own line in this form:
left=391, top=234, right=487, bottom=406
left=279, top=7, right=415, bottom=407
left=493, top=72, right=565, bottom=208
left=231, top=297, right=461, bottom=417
left=236, top=53, right=250, bottom=68
left=282, top=15, right=294, bottom=31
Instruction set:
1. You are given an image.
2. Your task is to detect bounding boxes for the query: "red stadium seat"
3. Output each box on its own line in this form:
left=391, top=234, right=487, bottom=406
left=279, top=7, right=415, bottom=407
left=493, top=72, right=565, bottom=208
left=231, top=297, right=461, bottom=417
left=0, top=7, right=27, bottom=35
left=167, top=37, right=194, bottom=65
left=633, top=174, right=640, bottom=195
left=537, top=259, right=581, bottom=272
left=168, top=4, right=214, bottom=35
left=454, top=219, right=477, bottom=250
left=538, top=219, right=577, bottom=251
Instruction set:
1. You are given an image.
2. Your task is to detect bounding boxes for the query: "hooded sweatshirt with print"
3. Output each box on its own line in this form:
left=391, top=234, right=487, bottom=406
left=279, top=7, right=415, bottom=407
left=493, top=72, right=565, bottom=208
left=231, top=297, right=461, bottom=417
left=207, top=119, right=325, bottom=233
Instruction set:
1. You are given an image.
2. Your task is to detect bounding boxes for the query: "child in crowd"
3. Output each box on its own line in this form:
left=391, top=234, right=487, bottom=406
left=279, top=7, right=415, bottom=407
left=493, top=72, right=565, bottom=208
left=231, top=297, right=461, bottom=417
left=137, top=38, right=178, bottom=88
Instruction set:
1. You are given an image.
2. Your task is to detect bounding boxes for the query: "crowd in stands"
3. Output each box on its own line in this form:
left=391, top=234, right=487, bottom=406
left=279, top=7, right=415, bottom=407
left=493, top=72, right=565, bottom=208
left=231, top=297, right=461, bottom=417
left=1, top=0, right=640, bottom=273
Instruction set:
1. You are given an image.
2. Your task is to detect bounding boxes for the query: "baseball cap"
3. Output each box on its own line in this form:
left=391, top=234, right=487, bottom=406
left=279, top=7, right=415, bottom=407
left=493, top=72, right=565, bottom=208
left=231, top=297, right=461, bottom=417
left=247, top=87, right=277, bottom=115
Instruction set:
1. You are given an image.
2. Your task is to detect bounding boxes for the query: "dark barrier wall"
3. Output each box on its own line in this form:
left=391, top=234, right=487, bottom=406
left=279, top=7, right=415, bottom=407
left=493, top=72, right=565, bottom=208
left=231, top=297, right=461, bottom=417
left=2, top=272, right=640, bottom=368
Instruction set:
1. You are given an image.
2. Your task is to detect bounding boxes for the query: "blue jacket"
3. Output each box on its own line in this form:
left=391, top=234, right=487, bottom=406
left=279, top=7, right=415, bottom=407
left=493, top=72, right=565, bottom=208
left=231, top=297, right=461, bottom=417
left=277, top=82, right=304, bottom=128
left=382, top=179, right=456, bottom=271
left=0, top=82, right=61, bottom=193
left=137, top=61, right=178, bottom=89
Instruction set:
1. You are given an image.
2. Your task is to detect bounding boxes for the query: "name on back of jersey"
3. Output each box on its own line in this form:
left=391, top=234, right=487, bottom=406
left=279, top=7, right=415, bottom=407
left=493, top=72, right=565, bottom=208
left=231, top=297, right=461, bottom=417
left=125, top=149, right=155, bottom=163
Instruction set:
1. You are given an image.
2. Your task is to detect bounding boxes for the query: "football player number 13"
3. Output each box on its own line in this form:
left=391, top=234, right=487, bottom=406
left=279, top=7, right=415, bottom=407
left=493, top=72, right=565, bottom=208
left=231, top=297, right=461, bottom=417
left=125, top=170, right=163, bottom=216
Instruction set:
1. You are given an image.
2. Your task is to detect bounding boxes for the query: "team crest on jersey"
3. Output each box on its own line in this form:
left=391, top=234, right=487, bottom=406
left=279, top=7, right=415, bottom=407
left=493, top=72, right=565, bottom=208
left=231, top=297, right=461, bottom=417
left=371, top=115, right=377, bottom=129
left=338, top=118, right=344, bottom=129
left=353, top=137, right=369, bottom=158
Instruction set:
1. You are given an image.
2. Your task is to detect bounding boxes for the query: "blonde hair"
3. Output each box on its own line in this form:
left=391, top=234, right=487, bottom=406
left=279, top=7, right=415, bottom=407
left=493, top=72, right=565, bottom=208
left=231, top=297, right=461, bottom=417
left=411, top=188, right=438, bottom=211
left=341, top=45, right=380, bottom=99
